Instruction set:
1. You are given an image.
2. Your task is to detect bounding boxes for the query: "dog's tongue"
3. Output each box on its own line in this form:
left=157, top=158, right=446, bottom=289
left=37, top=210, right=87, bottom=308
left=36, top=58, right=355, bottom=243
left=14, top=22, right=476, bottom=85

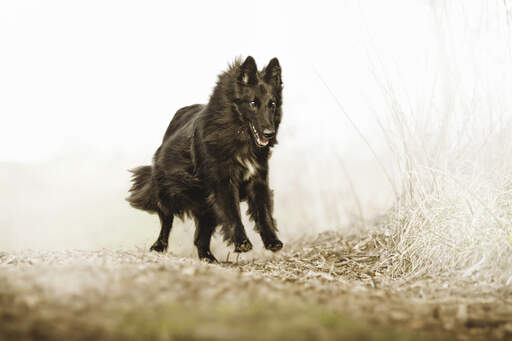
left=259, top=136, right=269, bottom=146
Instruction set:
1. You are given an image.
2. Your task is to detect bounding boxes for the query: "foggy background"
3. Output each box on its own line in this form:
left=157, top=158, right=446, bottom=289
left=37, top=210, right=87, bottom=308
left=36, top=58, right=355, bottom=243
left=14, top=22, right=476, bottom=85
left=1, top=1, right=510, bottom=258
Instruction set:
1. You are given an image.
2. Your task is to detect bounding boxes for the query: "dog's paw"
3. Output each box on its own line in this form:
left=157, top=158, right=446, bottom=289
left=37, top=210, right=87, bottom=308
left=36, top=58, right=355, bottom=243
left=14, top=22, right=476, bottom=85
left=150, top=240, right=168, bottom=253
left=198, top=250, right=218, bottom=263
left=264, top=239, right=283, bottom=252
left=234, top=239, right=253, bottom=253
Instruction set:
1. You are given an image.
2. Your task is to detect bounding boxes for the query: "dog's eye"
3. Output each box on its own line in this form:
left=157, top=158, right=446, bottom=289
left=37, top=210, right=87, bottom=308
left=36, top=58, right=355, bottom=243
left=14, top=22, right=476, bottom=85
left=269, top=101, right=276, bottom=109
left=249, top=100, right=257, bottom=109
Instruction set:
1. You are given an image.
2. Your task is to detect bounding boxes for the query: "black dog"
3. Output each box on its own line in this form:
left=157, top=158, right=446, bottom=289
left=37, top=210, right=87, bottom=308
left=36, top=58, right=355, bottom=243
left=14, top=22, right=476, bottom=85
left=127, top=56, right=284, bottom=262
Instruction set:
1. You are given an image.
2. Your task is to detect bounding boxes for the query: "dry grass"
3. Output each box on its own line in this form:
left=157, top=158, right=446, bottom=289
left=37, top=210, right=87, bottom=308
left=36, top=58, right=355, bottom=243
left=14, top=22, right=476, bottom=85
left=353, top=0, right=512, bottom=289
left=375, top=84, right=512, bottom=287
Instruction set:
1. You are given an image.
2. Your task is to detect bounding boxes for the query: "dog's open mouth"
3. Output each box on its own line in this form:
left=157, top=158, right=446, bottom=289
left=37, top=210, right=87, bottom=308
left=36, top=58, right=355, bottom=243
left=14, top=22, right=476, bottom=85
left=249, top=123, right=269, bottom=147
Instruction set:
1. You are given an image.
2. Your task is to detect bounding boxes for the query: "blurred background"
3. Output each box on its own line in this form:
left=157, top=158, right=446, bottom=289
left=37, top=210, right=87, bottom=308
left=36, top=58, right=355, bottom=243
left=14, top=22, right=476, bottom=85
left=1, top=1, right=511, bottom=271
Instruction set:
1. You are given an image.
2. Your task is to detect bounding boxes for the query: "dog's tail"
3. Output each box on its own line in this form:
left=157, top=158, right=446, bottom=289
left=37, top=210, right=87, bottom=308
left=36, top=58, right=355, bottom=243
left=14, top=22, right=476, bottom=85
left=126, top=165, right=159, bottom=213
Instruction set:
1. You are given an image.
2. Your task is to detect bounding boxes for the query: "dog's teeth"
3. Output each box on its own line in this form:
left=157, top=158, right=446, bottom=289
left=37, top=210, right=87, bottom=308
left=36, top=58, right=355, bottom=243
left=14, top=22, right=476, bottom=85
left=250, top=123, right=269, bottom=147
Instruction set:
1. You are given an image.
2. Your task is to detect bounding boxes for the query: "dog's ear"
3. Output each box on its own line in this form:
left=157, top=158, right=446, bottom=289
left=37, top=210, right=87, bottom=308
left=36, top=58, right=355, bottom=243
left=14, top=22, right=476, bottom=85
left=238, top=56, right=258, bottom=85
left=264, top=57, right=281, bottom=87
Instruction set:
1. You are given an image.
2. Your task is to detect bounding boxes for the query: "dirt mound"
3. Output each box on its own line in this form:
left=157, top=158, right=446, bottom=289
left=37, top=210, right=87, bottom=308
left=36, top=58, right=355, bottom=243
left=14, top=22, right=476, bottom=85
left=1, top=232, right=510, bottom=340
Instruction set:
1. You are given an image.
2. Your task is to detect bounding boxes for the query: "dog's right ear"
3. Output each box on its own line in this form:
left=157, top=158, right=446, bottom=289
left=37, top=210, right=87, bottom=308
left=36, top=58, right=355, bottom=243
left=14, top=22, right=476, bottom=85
left=238, top=56, right=258, bottom=85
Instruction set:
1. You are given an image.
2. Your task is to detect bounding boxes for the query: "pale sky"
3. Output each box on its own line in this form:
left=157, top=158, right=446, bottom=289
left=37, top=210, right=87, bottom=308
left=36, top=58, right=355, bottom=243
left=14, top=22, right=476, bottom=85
left=0, top=0, right=510, bottom=162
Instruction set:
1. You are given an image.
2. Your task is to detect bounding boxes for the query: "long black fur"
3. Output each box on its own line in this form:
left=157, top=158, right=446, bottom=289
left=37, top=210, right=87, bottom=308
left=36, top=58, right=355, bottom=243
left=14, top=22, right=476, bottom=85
left=126, top=56, right=284, bottom=262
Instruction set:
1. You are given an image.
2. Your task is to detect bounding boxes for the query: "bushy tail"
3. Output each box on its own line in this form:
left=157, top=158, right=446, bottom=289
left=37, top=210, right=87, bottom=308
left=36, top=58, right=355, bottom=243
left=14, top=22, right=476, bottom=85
left=126, top=166, right=158, bottom=213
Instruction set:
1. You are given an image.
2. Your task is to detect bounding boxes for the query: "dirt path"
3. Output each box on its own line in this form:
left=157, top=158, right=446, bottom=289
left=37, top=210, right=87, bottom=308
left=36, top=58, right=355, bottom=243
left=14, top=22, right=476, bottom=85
left=1, top=231, right=511, bottom=340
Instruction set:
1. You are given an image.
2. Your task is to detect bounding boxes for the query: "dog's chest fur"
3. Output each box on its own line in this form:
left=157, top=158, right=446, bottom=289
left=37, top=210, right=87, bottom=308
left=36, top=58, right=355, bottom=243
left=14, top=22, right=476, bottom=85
left=235, top=155, right=259, bottom=181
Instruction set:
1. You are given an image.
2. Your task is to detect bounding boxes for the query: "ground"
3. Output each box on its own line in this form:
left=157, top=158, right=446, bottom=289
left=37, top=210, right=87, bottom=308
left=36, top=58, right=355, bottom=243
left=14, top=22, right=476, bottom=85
left=1, top=231, right=511, bottom=341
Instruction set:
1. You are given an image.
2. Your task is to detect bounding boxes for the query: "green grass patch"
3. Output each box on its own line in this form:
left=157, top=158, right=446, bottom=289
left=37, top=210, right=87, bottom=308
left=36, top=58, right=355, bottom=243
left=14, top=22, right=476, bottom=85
left=116, top=300, right=444, bottom=341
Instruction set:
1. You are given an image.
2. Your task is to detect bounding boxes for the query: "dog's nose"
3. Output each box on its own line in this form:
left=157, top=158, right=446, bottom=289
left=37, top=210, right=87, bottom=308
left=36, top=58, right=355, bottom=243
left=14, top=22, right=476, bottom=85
left=262, top=128, right=275, bottom=138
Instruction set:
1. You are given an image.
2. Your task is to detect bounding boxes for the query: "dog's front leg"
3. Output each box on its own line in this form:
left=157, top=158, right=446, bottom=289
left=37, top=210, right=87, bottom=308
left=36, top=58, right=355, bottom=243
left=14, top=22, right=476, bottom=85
left=247, top=179, right=283, bottom=252
left=211, top=179, right=252, bottom=253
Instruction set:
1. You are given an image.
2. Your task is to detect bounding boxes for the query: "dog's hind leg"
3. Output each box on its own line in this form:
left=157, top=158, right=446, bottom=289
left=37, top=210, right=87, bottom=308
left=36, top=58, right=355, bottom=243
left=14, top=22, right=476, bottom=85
left=150, top=211, right=174, bottom=252
left=193, top=211, right=218, bottom=263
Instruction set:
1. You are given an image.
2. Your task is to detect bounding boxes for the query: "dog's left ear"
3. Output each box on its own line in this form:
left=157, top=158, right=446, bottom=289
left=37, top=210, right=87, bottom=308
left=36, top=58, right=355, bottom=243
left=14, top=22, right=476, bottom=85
left=264, top=57, right=282, bottom=87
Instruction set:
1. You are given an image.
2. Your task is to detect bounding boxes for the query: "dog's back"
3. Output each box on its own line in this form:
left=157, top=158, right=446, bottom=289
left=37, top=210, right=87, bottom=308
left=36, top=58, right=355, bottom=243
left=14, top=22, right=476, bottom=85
left=127, top=104, right=205, bottom=216
left=161, top=104, right=205, bottom=142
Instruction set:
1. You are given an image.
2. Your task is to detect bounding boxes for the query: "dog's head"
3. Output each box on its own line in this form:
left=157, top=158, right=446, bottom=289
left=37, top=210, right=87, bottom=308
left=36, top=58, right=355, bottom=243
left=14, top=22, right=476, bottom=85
left=233, top=56, right=283, bottom=148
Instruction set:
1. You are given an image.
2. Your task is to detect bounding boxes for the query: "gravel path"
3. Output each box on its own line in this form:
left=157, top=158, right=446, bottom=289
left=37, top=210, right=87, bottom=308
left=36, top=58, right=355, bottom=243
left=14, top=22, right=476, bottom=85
left=1, top=231, right=511, bottom=340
